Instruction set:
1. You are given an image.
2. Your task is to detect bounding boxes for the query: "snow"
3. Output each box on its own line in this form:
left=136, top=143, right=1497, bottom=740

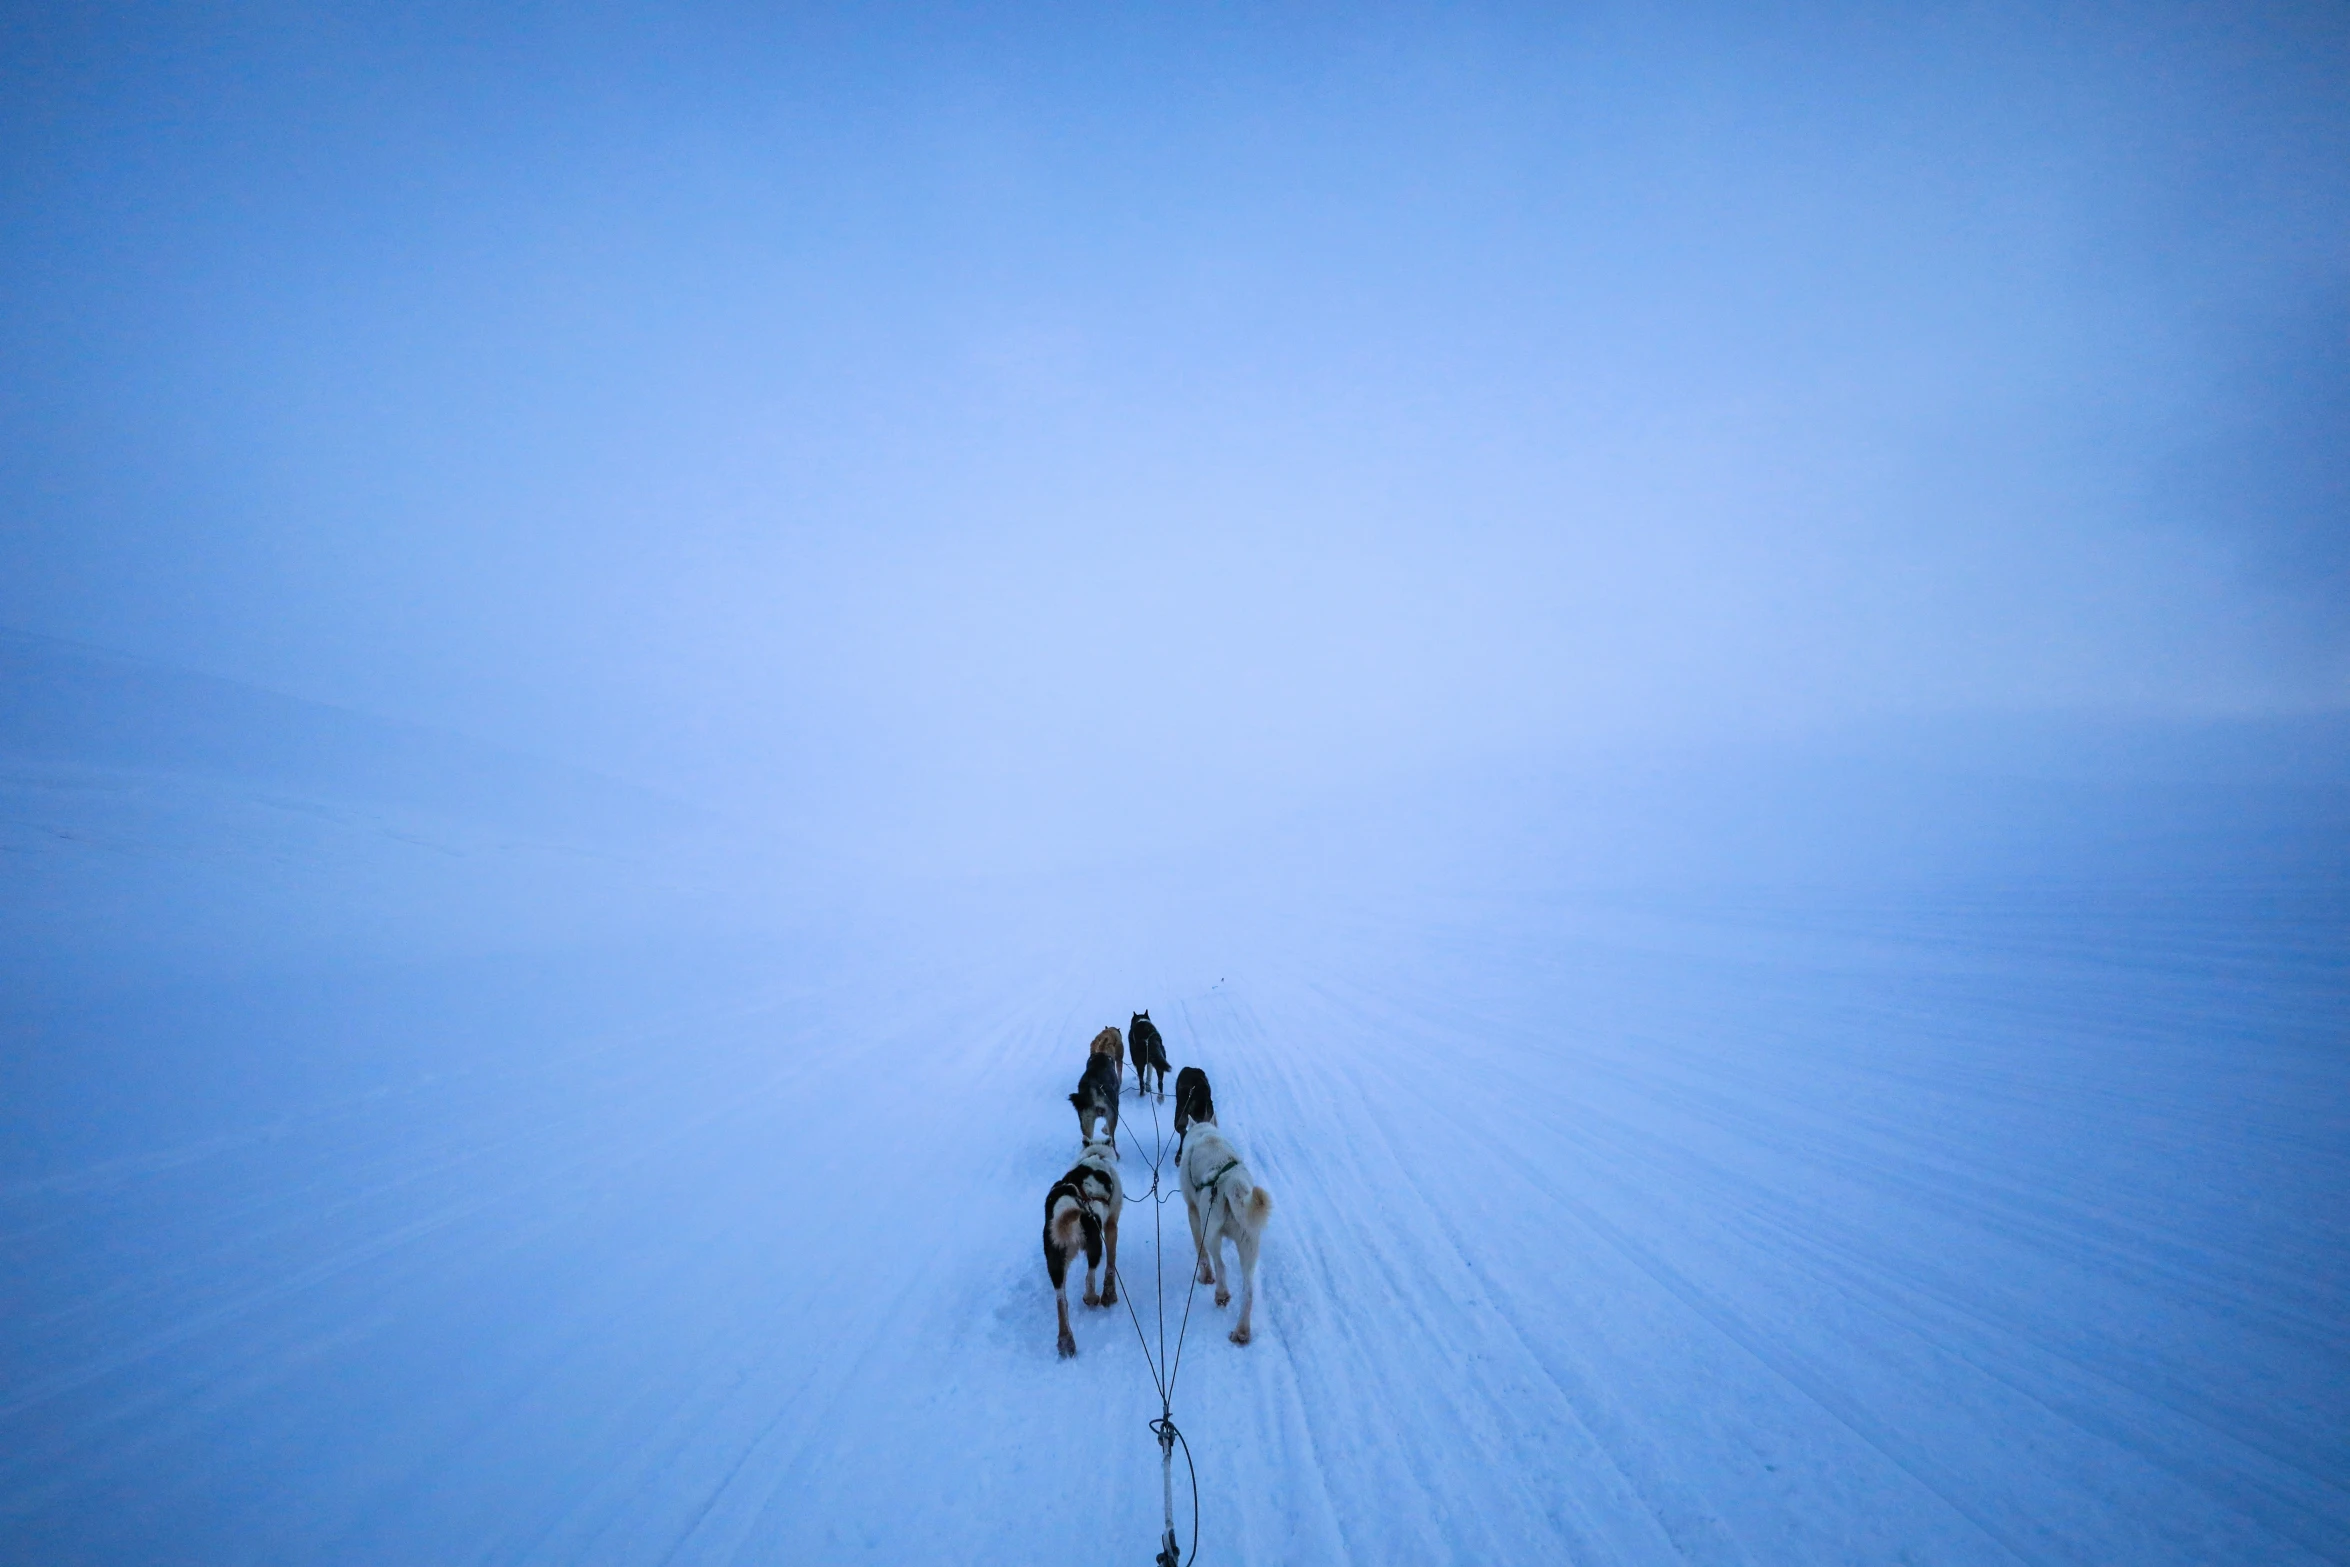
left=4, top=637, right=2346, bottom=1564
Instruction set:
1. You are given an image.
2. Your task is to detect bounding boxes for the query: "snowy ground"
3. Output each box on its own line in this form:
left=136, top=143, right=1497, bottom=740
left=4, top=642, right=2346, bottom=1565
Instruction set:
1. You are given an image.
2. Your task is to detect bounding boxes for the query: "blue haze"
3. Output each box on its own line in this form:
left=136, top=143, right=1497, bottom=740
left=2, top=6, right=2347, bottom=1564
left=5, top=2, right=2345, bottom=867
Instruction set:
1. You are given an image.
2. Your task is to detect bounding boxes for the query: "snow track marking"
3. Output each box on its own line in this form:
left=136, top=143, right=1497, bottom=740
left=6, top=886, right=2343, bottom=1564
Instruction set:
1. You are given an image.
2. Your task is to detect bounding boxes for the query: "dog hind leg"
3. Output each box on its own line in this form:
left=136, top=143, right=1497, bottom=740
left=1101, top=1205, right=1119, bottom=1307
left=1228, top=1223, right=1260, bottom=1344
left=1046, top=1233, right=1077, bottom=1358
left=1080, top=1212, right=1104, bottom=1307
left=1185, top=1190, right=1215, bottom=1285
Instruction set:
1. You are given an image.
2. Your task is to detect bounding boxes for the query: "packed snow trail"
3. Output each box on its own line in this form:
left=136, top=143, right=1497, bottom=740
left=5, top=876, right=2344, bottom=1565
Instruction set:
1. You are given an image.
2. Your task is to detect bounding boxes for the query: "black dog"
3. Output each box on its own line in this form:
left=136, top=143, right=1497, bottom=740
left=1129, top=1011, right=1169, bottom=1098
left=1070, top=1052, right=1120, bottom=1151
left=1172, top=1065, right=1213, bottom=1164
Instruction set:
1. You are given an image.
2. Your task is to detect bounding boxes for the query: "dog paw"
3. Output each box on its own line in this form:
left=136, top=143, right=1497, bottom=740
left=1229, top=1325, right=1251, bottom=1345
left=1196, top=1264, right=1216, bottom=1285
left=1058, top=1332, right=1077, bottom=1359
left=1100, top=1286, right=1117, bottom=1306
left=1082, top=1289, right=1099, bottom=1307
left=1214, top=1288, right=1231, bottom=1308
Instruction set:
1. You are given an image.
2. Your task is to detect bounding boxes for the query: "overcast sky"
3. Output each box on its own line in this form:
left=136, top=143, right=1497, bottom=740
left=4, top=2, right=2344, bottom=863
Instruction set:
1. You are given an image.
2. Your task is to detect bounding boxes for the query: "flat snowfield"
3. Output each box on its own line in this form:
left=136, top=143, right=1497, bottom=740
left=5, top=879, right=2344, bottom=1565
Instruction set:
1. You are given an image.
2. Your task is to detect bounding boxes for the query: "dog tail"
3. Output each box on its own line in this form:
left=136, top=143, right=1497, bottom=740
left=1243, top=1185, right=1274, bottom=1230
left=1049, top=1195, right=1088, bottom=1254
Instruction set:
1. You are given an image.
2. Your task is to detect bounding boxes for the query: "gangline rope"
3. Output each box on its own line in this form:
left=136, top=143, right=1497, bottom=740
left=1108, top=1073, right=1201, bottom=1566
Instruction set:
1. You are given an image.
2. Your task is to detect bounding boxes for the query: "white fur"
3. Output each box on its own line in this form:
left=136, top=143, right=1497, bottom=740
left=1178, top=1120, right=1274, bottom=1345
left=1070, top=1138, right=1122, bottom=1308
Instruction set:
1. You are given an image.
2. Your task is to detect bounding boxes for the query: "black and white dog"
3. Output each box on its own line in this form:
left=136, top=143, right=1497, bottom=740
left=1172, top=1065, right=1212, bottom=1165
left=1129, top=1011, right=1169, bottom=1098
left=1070, top=1051, right=1120, bottom=1152
left=1042, top=1136, right=1123, bottom=1358
left=1177, top=1103, right=1273, bottom=1346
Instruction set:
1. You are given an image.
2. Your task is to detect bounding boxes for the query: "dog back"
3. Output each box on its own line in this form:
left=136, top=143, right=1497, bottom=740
left=1064, top=1146, right=1119, bottom=1215
left=1180, top=1122, right=1242, bottom=1202
left=1073, top=1052, right=1118, bottom=1106
left=1182, top=1122, right=1271, bottom=1234
left=1043, top=1181, right=1101, bottom=1274
left=1173, top=1067, right=1212, bottom=1134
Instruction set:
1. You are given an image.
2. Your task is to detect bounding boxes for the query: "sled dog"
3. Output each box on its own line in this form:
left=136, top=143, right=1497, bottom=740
left=1042, top=1136, right=1123, bottom=1358
left=1171, top=1066, right=1212, bottom=1164
left=1070, top=1051, right=1120, bottom=1151
left=1129, top=1011, right=1169, bottom=1098
left=1179, top=1115, right=1273, bottom=1345
left=1088, top=1025, right=1125, bottom=1094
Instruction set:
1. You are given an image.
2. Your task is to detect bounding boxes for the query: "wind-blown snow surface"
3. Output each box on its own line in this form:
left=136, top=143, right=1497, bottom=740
left=4, top=642, right=2346, bottom=1564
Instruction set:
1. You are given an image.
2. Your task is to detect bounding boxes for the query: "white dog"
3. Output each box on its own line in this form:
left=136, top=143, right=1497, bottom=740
left=1178, top=1117, right=1274, bottom=1345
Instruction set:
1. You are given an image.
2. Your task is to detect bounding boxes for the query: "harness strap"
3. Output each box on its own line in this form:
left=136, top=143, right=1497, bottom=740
left=1053, top=1167, right=1117, bottom=1220
left=1196, top=1156, right=1241, bottom=1196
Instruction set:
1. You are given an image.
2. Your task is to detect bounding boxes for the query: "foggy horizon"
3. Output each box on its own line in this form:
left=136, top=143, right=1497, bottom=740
left=6, top=2, right=2345, bottom=870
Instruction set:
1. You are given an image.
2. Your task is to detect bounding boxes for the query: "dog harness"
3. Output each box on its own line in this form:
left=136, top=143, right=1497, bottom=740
left=1196, top=1156, right=1241, bottom=1197
left=1053, top=1167, right=1114, bottom=1220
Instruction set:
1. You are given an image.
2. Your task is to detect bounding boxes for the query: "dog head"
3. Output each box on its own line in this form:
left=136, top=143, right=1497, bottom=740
left=1131, top=1009, right=1150, bottom=1028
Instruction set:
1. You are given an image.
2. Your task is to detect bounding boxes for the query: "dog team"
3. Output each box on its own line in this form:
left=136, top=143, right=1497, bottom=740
left=1043, top=1010, right=1275, bottom=1358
